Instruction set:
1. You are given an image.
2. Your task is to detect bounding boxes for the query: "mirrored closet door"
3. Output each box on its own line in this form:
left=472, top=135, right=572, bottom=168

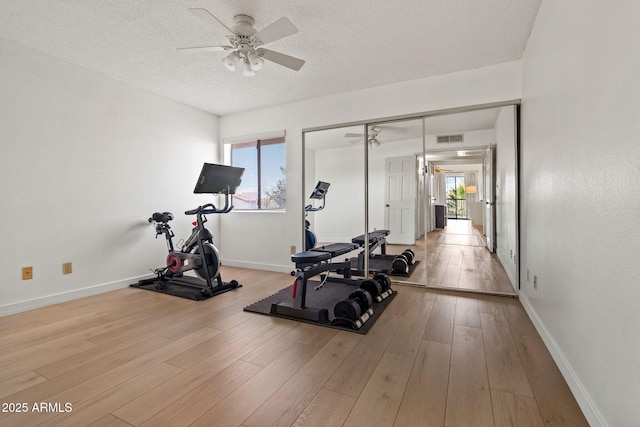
left=364, top=118, right=427, bottom=286
left=424, top=105, right=518, bottom=295
left=302, top=101, right=520, bottom=296
left=303, top=124, right=366, bottom=261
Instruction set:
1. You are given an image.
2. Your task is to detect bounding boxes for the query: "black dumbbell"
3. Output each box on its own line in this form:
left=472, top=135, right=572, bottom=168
left=373, top=273, right=392, bottom=293
left=349, top=288, right=373, bottom=312
left=360, top=278, right=382, bottom=300
left=402, top=249, right=415, bottom=265
left=391, top=254, right=409, bottom=275
left=334, top=299, right=361, bottom=321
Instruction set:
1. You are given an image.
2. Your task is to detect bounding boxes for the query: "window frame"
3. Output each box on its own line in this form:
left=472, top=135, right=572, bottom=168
left=224, top=131, right=286, bottom=211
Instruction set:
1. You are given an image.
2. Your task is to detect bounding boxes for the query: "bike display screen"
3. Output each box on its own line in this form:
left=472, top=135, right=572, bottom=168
left=193, top=163, right=245, bottom=194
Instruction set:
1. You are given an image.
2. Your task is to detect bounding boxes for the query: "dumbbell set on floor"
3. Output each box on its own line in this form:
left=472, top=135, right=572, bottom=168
left=332, top=273, right=393, bottom=330
left=359, top=273, right=393, bottom=302
left=390, top=249, right=415, bottom=275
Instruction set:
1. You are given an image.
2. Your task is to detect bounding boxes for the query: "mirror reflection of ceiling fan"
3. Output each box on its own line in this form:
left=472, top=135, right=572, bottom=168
left=434, top=167, right=454, bottom=173
left=344, top=126, right=384, bottom=146
left=178, top=8, right=305, bottom=76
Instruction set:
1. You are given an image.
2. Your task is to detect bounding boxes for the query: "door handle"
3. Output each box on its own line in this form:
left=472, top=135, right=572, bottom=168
left=385, top=204, right=390, bottom=207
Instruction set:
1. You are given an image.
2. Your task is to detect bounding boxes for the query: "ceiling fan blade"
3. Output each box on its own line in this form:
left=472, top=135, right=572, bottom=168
left=260, top=48, right=305, bottom=71
left=344, top=132, right=363, bottom=138
left=254, top=17, right=298, bottom=45
left=188, top=8, right=234, bottom=34
left=177, top=45, right=231, bottom=53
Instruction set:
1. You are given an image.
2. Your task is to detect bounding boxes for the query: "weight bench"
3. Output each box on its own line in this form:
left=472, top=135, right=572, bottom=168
left=270, top=242, right=359, bottom=323
left=349, top=230, right=395, bottom=275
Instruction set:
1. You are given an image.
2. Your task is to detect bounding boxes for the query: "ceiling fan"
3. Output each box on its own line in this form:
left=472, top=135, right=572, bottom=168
left=178, top=8, right=305, bottom=76
left=344, top=126, right=384, bottom=146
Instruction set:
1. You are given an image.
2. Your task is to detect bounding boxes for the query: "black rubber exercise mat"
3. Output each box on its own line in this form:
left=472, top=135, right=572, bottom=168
left=131, top=276, right=240, bottom=301
left=350, top=257, right=420, bottom=277
left=243, top=280, right=396, bottom=334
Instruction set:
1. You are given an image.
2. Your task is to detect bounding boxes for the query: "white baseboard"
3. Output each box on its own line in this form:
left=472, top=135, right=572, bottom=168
left=519, top=293, right=607, bottom=427
left=0, top=263, right=287, bottom=317
left=221, top=259, right=291, bottom=274
left=497, top=251, right=517, bottom=290
left=0, top=276, right=146, bottom=317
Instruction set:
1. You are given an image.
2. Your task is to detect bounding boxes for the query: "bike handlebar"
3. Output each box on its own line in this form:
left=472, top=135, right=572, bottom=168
left=184, top=196, right=234, bottom=216
left=184, top=203, right=215, bottom=215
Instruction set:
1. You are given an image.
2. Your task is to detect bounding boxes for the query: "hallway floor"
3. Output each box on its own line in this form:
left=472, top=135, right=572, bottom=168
left=387, top=219, right=516, bottom=294
left=425, top=219, right=516, bottom=294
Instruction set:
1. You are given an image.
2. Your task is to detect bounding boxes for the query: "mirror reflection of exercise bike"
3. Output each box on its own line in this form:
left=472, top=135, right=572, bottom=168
left=304, top=181, right=330, bottom=251
left=137, top=163, right=244, bottom=300
left=303, top=181, right=415, bottom=276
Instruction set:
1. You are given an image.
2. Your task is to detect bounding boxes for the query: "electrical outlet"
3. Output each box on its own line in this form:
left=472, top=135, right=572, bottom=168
left=533, top=275, right=538, bottom=290
left=290, top=245, right=296, bottom=254
left=22, top=266, right=33, bottom=280
left=62, top=262, right=72, bottom=275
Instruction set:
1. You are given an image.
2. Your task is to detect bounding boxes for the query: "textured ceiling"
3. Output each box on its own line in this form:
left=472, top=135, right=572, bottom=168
left=0, top=0, right=541, bottom=116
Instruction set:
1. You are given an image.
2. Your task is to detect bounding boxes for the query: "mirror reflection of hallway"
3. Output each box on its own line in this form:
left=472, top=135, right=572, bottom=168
left=427, top=218, right=514, bottom=293
left=425, top=105, right=518, bottom=295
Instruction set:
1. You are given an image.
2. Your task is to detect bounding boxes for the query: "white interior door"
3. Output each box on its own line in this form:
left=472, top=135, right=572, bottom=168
left=484, top=145, right=496, bottom=252
left=384, top=156, right=416, bottom=245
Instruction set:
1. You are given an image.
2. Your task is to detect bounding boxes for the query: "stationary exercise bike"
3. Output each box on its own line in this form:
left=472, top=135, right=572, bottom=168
left=139, top=163, right=244, bottom=300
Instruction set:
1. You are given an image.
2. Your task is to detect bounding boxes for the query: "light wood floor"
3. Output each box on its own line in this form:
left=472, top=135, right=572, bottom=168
left=385, top=219, right=516, bottom=294
left=426, top=219, right=516, bottom=294
left=0, top=267, right=587, bottom=426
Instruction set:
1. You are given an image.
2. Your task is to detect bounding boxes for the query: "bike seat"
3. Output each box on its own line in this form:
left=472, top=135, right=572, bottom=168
left=151, top=212, right=174, bottom=223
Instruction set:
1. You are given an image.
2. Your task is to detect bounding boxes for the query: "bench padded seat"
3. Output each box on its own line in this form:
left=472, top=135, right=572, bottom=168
left=313, top=243, right=357, bottom=257
left=291, top=250, right=331, bottom=264
left=351, top=230, right=390, bottom=245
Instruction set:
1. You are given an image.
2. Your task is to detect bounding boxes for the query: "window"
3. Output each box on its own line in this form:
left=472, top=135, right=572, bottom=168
left=446, top=175, right=467, bottom=219
left=226, top=135, right=286, bottom=210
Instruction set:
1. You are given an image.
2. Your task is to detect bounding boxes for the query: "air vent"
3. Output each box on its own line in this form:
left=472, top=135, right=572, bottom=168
left=437, top=134, right=464, bottom=144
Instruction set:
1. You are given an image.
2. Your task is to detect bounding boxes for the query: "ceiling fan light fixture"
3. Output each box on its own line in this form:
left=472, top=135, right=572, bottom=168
left=222, top=51, right=240, bottom=71
left=247, top=50, right=264, bottom=71
left=242, top=59, right=256, bottom=76
left=182, top=9, right=305, bottom=74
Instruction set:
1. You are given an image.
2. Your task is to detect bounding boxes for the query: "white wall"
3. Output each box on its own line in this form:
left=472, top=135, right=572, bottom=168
left=219, top=61, right=522, bottom=272
left=313, top=144, right=365, bottom=243
left=0, top=39, right=219, bottom=315
left=494, top=106, right=517, bottom=286
left=520, top=1, right=640, bottom=426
